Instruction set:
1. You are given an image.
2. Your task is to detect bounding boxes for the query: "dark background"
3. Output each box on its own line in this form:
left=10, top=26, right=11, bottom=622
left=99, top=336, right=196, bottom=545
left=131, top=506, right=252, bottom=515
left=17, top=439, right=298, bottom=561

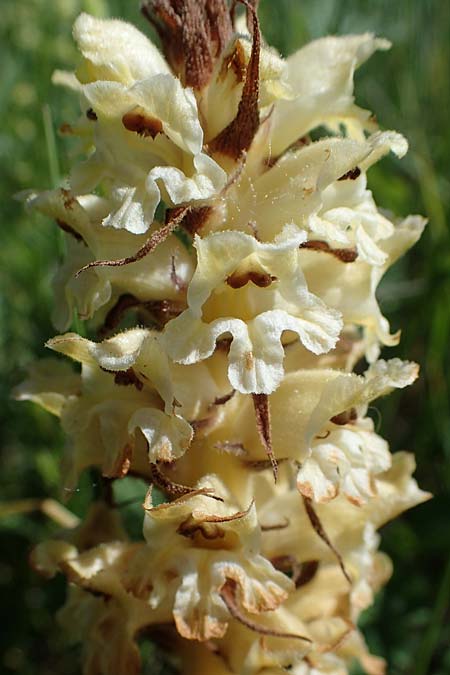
left=1, top=1, right=449, bottom=673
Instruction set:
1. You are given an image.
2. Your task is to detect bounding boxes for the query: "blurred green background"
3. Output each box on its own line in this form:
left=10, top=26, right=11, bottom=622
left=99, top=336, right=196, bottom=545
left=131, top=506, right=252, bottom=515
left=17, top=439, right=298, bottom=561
left=1, top=0, right=449, bottom=673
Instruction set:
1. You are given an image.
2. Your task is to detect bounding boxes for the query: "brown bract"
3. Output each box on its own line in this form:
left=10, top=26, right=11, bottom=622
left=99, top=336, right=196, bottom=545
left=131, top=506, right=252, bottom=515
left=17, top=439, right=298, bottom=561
left=209, top=2, right=261, bottom=158
left=142, top=0, right=233, bottom=88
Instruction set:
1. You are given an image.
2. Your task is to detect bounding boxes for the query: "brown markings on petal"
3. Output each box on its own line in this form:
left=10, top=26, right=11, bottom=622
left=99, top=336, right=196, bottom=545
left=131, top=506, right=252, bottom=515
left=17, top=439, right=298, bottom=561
left=98, top=294, right=185, bottom=338
left=338, top=166, right=361, bottom=181
left=178, top=501, right=253, bottom=539
left=211, top=390, right=236, bottom=407
left=178, top=518, right=225, bottom=540
left=170, top=255, right=187, bottom=291
left=295, top=560, right=320, bottom=588
left=302, top=495, right=352, bottom=584
left=75, top=206, right=190, bottom=277
left=270, top=555, right=318, bottom=588
left=330, top=407, right=358, bottom=426
left=122, top=110, right=163, bottom=139
left=104, top=443, right=133, bottom=479
left=265, top=134, right=311, bottom=169
left=210, top=0, right=260, bottom=158
left=61, top=188, right=76, bottom=211
left=216, top=337, right=232, bottom=353
left=190, top=414, right=218, bottom=434
left=113, top=368, right=144, bottom=391
left=252, top=393, right=278, bottom=482
left=220, top=579, right=312, bottom=642
left=86, top=107, right=97, bottom=121
left=226, top=270, right=276, bottom=289
left=315, top=430, right=331, bottom=440
left=300, top=240, right=358, bottom=263
left=270, top=554, right=300, bottom=577
left=55, top=218, right=85, bottom=243
left=98, top=294, right=140, bottom=338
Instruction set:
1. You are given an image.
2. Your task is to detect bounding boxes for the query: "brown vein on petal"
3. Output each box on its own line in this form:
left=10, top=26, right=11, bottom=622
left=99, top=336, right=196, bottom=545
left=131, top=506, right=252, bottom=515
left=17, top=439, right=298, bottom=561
left=300, top=240, right=358, bottom=263
left=75, top=206, right=190, bottom=277
left=338, top=166, right=361, bottom=181
left=330, top=408, right=358, bottom=425
left=210, top=0, right=260, bottom=158
left=242, top=457, right=288, bottom=471
left=317, top=620, right=355, bottom=654
left=55, top=219, right=85, bottom=243
left=122, top=110, right=163, bottom=139
left=220, top=579, right=312, bottom=642
left=199, top=499, right=253, bottom=524
left=100, top=366, right=144, bottom=391
left=208, top=389, right=236, bottom=410
left=170, top=255, right=187, bottom=291
left=302, top=496, right=352, bottom=584
left=226, top=271, right=276, bottom=289
left=252, top=393, right=278, bottom=481
left=178, top=501, right=253, bottom=538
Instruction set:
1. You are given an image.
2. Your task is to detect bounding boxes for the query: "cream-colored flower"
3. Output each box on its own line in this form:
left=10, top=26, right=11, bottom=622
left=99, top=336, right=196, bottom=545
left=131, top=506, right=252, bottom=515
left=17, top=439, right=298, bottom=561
left=22, top=188, right=194, bottom=329
left=57, top=13, right=227, bottom=235
left=163, top=226, right=342, bottom=394
left=302, top=214, right=427, bottom=360
left=209, top=131, right=407, bottom=242
left=133, top=475, right=293, bottom=640
left=268, top=33, right=391, bottom=158
left=17, top=330, right=197, bottom=487
left=259, top=452, right=430, bottom=565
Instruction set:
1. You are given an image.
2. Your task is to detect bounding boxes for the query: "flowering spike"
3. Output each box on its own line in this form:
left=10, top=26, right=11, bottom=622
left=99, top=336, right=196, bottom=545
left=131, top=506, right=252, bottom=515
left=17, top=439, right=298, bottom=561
left=19, top=4, right=429, bottom=674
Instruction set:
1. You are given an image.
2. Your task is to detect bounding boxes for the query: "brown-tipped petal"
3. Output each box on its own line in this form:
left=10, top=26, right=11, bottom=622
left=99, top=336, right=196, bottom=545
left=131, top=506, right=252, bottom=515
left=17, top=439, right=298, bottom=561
left=252, top=393, right=278, bottom=481
left=220, top=579, right=312, bottom=643
left=75, top=206, right=190, bottom=277
left=210, top=0, right=261, bottom=158
left=302, top=496, right=352, bottom=585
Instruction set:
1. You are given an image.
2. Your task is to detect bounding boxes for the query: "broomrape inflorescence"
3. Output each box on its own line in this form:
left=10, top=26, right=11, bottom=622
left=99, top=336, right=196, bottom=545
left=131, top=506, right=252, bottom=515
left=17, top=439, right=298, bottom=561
left=17, top=2, right=430, bottom=673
